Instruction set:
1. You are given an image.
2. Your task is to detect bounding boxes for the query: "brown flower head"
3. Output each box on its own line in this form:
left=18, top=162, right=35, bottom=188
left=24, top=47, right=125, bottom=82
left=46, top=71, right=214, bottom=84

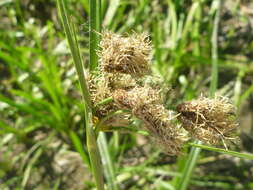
left=88, top=72, right=115, bottom=117
left=113, top=87, right=188, bottom=155
left=176, top=95, right=238, bottom=146
left=88, top=72, right=132, bottom=126
left=99, top=31, right=151, bottom=76
left=105, top=73, right=136, bottom=90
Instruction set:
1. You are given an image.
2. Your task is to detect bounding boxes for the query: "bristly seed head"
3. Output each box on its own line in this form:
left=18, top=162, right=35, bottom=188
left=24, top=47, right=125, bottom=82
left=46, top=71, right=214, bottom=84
left=99, top=31, right=152, bottom=77
left=88, top=72, right=132, bottom=126
left=88, top=72, right=116, bottom=117
left=176, top=95, right=239, bottom=146
left=113, top=87, right=188, bottom=155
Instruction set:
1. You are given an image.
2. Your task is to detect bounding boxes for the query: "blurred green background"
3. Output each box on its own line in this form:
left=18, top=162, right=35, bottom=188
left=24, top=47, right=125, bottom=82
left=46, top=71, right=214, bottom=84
left=0, top=0, right=253, bottom=189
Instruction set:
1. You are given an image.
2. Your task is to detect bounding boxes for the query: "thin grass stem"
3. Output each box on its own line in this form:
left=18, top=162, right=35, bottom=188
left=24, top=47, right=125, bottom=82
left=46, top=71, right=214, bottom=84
left=188, top=143, right=253, bottom=160
left=89, top=0, right=99, bottom=71
left=87, top=0, right=105, bottom=189
left=57, top=0, right=105, bottom=189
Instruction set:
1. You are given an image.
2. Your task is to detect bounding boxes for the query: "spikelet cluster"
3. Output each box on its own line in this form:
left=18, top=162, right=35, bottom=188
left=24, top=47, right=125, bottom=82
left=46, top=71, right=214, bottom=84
left=113, top=87, right=188, bottom=155
left=89, top=30, right=239, bottom=155
left=176, top=95, right=238, bottom=146
left=88, top=72, right=114, bottom=117
left=89, top=31, right=151, bottom=122
left=99, top=31, right=151, bottom=76
left=88, top=73, right=134, bottom=126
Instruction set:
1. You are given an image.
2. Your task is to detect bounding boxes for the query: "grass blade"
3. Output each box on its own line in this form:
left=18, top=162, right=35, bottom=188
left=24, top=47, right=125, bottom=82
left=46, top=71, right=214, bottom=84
left=175, top=141, right=202, bottom=190
left=189, top=143, right=253, bottom=160
left=57, top=0, right=91, bottom=108
left=57, top=0, right=104, bottom=189
left=0, top=121, right=24, bottom=136
left=103, top=0, right=120, bottom=27
left=69, top=130, right=91, bottom=168
left=98, top=133, right=119, bottom=190
left=89, top=0, right=99, bottom=71
left=80, top=0, right=89, bottom=14
left=85, top=104, right=105, bottom=190
left=209, top=0, right=220, bottom=97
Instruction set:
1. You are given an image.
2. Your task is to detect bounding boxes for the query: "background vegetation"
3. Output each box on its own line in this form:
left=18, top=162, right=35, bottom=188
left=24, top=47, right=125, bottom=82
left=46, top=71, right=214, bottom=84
left=0, top=0, right=253, bottom=189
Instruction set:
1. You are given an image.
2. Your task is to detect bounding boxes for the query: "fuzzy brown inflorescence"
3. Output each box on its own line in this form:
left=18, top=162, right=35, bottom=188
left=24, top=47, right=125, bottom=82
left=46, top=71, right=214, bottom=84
left=88, top=72, right=134, bottom=126
left=176, top=95, right=238, bottom=146
left=89, top=30, right=239, bottom=155
left=88, top=72, right=137, bottom=115
left=99, top=31, right=151, bottom=76
left=113, top=87, right=188, bottom=155
left=88, top=72, right=114, bottom=117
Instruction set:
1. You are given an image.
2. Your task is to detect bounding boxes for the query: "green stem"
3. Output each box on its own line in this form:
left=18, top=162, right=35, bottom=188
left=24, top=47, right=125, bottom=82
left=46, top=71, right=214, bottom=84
left=94, top=97, right=113, bottom=110
left=89, top=0, right=99, bottom=71
left=57, top=0, right=104, bottom=189
left=98, top=133, right=119, bottom=190
left=210, top=0, right=221, bottom=97
left=57, top=0, right=91, bottom=108
left=87, top=0, right=105, bottom=189
left=85, top=105, right=105, bottom=190
left=189, top=143, right=253, bottom=160
left=175, top=141, right=202, bottom=190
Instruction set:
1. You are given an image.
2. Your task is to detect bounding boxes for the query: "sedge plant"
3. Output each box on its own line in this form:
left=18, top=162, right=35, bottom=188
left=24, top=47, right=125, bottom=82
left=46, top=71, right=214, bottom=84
left=57, top=0, right=253, bottom=190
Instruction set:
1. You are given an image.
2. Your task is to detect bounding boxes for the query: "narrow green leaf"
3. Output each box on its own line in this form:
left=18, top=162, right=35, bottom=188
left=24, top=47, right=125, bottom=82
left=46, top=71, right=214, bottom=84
left=189, top=143, right=253, bottom=160
left=0, top=95, right=55, bottom=126
left=239, top=84, right=253, bottom=105
left=175, top=141, right=202, bottom=190
left=80, top=0, right=89, bottom=14
left=69, top=130, right=91, bottom=168
left=57, top=0, right=91, bottom=108
left=22, top=148, right=43, bottom=188
left=89, top=0, right=99, bottom=70
left=85, top=103, right=105, bottom=190
left=103, top=0, right=120, bottom=27
left=98, top=133, right=119, bottom=190
left=57, top=0, right=105, bottom=189
left=0, top=121, right=23, bottom=136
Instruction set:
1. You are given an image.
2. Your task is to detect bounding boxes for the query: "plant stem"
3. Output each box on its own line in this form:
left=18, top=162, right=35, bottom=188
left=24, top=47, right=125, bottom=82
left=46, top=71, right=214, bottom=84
left=57, top=0, right=91, bottom=108
left=98, top=133, right=119, bottom=190
left=89, top=0, right=99, bottom=71
left=210, top=0, right=221, bottom=97
left=87, top=0, right=105, bottom=189
left=189, top=143, right=253, bottom=160
left=175, top=141, right=202, bottom=190
left=85, top=105, right=105, bottom=190
left=57, top=0, right=105, bottom=189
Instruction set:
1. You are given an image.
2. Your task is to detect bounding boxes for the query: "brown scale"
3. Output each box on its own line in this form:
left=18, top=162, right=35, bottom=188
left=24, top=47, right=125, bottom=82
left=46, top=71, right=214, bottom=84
left=177, top=103, right=207, bottom=129
left=133, top=105, right=163, bottom=136
left=112, top=89, right=134, bottom=110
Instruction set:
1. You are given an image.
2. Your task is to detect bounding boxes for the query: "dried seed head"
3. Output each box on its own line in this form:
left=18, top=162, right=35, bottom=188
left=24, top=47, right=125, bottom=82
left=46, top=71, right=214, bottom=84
left=113, top=87, right=188, bottom=155
left=88, top=72, right=132, bottom=126
left=105, top=73, right=136, bottom=90
left=133, top=104, right=188, bottom=155
left=113, top=86, right=160, bottom=110
left=177, top=95, right=239, bottom=146
left=88, top=72, right=116, bottom=117
left=99, top=31, right=151, bottom=76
